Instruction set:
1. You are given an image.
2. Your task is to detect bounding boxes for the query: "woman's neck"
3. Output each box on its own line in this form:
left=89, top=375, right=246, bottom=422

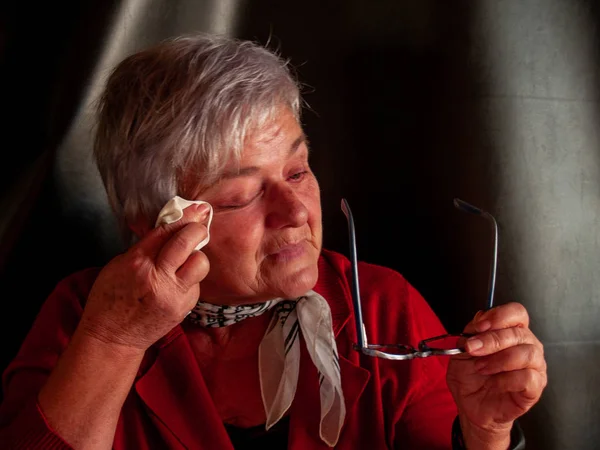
left=182, top=310, right=273, bottom=364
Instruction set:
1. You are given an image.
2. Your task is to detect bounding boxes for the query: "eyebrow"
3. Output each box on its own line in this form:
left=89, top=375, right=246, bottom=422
left=219, top=134, right=307, bottom=180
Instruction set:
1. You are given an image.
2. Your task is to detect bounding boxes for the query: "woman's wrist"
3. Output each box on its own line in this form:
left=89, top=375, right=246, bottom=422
left=455, top=416, right=512, bottom=450
left=74, top=324, right=148, bottom=361
left=38, top=326, right=145, bottom=448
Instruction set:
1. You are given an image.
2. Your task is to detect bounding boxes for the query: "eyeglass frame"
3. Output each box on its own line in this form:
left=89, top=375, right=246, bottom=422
left=340, top=197, right=498, bottom=360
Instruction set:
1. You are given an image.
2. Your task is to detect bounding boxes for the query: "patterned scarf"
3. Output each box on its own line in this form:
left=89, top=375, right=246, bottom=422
left=190, top=293, right=346, bottom=447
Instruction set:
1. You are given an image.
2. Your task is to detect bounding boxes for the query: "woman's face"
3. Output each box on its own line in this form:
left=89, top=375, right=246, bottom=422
left=193, top=108, right=322, bottom=304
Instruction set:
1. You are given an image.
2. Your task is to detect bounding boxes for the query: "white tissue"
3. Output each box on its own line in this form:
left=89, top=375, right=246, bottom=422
left=154, top=196, right=214, bottom=250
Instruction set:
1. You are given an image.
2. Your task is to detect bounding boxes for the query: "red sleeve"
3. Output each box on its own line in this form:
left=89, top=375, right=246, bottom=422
left=0, top=269, right=99, bottom=449
left=357, top=262, right=457, bottom=449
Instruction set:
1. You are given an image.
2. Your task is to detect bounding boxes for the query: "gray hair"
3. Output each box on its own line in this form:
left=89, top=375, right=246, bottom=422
left=93, top=33, right=301, bottom=243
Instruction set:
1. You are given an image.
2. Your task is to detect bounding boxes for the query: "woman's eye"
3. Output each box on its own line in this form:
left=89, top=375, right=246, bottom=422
left=289, top=170, right=308, bottom=181
left=216, top=172, right=307, bottom=210
left=219, top=203, right=245, bottom=210
left=219, top=191, right=262, bottom=210
left=219, top=199, right=253, bottom=209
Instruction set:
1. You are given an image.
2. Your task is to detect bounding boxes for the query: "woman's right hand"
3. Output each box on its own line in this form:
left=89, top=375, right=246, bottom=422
left=79, top=203, right=211, bottom=351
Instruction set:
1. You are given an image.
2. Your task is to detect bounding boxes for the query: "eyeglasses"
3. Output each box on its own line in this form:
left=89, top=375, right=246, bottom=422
left=341, top=197, right=498, bottom=360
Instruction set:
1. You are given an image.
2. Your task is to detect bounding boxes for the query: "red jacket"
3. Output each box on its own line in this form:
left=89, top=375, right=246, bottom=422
left=0, top=249, right=457, bottom=449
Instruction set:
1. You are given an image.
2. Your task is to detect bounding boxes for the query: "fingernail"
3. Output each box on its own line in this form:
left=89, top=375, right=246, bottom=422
left=467, top=338, right=483, bottom=352
left=475, top=320, right=491, bottom=332
left=473, top=310, right=484, bottom=321
left=193, top=205, right=210, bottom=220
left=195, top=204, right=210, bottom=215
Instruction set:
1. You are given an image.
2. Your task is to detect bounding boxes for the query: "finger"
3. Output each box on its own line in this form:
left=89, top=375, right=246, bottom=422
left=463, top=310, right=485, bottom=334
left=176, top=250, right=210, bottom=288
left=466, top=326, right=540, bottom=356
left=155, top=223, right=208, bottom=273
left=465, top=302, right=530, bottom=334
left=485, top=368, right=547, bottom=402
left=474, top=343, right=546, bottom=375
left=135, top=204, right=211, bottom=257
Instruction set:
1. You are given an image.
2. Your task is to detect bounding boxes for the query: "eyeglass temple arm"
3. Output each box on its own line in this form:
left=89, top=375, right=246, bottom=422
left=341, top=197, right=497, bottom=351
left=340, top=198, right=368, bottom=348
left=453, top=198, right=498, bottom=310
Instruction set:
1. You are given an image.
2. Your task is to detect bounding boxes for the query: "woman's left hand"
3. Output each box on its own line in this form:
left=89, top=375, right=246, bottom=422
left=446, top=302, right=547, bottom=449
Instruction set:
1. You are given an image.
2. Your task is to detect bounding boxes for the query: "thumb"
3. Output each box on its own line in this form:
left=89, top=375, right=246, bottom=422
left=135, top=203, right=211, bottom=257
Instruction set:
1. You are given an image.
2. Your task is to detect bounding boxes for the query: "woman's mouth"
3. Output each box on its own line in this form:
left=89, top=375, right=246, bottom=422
left=270, top=241, right=307, bottom=263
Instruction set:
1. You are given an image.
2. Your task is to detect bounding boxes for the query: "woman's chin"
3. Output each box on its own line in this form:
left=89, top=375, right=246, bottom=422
left=276, top=262, right=319, bottom=299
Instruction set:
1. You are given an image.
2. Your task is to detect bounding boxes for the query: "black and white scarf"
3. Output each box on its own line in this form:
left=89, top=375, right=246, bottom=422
left=190, top=293, right=345, bottom=447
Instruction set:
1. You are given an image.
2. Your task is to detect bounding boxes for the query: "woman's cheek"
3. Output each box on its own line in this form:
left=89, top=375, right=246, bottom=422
left=302, top=179, right=322, bottom=229
left=208, top=211, right=264, bottom=255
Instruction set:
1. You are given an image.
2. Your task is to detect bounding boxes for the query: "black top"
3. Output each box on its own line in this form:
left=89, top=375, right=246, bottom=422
left=224, top=416, right=290, bottom=450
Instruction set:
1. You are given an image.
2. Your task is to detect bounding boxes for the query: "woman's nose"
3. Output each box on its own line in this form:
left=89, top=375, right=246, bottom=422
left=265, top=183, right=309, bottom=229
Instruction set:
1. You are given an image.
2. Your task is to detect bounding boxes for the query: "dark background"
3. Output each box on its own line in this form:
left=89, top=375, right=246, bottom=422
left=2, top=1, right=600, bottom=448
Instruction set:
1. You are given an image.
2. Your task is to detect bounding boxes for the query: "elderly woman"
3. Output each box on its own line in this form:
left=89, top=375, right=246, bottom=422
left=0, top=34, right=546, bottom=449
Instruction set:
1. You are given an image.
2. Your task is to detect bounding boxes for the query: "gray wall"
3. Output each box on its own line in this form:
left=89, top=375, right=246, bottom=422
left=472, top=2, right=600, bottom=448
left=1, top=1, right=598, bottom=448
